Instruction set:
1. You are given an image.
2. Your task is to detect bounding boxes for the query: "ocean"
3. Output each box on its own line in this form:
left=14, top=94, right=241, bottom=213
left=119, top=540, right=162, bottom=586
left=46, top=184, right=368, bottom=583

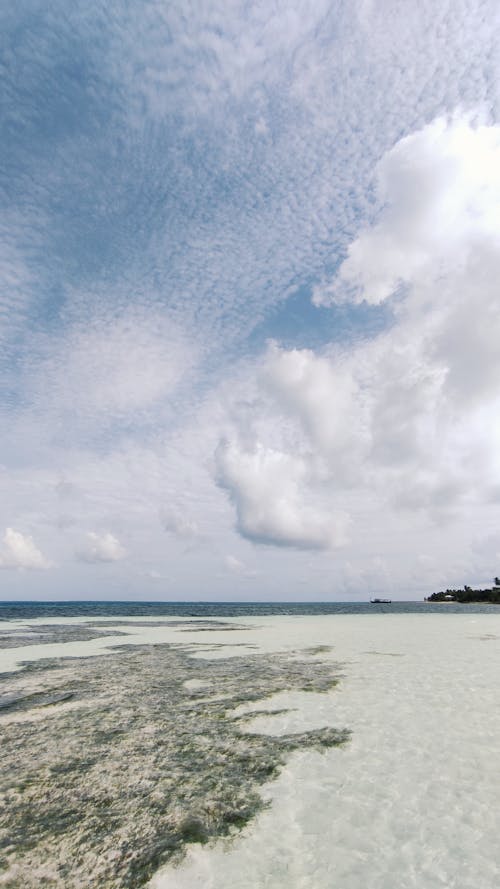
left=1, top=599, right=499, bottom=620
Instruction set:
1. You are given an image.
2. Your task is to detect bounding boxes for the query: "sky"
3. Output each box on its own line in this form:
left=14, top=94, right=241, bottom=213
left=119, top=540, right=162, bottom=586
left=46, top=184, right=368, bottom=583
left=1, top=0, right=500, bottom=601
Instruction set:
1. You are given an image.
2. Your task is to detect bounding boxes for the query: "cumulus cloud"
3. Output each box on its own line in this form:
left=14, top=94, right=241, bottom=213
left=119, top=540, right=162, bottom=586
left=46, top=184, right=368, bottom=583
left=314, top=116, right=500, bottom=306
left=216, top=440, right=351, bottom=550
left=333, top=117, right=500, bottom=504
left=262, top=343, right=368, bottom=479
left=77, top=532, right=126, bottom=563
left=219, top=115, right=500, bottom=550
left=0, top=528, right=51, bottom=570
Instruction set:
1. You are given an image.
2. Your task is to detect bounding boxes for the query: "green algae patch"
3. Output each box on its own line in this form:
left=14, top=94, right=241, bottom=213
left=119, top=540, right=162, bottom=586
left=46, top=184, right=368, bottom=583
left=301, top=645, right=334, bottom=656
left=0, top=624, right=130, bottom=650
left=0, top=640, right=348, bottom=888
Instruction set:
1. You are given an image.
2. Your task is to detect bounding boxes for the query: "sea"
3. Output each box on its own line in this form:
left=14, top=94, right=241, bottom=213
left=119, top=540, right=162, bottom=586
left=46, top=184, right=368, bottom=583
left=1, top=599, right=499, bottom=620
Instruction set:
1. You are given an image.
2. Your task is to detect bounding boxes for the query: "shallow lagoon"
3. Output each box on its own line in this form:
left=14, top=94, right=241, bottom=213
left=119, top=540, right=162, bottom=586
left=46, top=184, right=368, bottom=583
left=1, top=611, right=500, bottom=888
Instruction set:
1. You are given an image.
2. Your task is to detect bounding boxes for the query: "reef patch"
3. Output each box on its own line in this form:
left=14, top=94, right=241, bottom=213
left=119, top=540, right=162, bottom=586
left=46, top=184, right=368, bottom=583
left=0, top=638, right=348, bottom=888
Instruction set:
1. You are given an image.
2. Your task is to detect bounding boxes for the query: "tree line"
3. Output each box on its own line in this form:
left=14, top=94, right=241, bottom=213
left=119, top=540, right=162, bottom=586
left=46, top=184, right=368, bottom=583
left=426, top=578, right=500, bottom=603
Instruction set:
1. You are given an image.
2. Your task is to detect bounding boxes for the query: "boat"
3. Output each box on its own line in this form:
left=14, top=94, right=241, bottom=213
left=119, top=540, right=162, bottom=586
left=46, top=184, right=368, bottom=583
left=370, top=598, right=392, bottom=604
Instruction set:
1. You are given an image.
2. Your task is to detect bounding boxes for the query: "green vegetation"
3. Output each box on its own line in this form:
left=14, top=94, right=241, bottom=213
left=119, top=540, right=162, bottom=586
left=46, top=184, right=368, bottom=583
left=426, top=578, right=500, bottom=603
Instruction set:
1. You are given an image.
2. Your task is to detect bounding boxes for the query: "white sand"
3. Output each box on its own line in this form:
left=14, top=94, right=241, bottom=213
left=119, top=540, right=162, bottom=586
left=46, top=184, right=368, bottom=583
left=147, top=613, right=500, bottom=889
left=2, top=612, right=500, bottom=888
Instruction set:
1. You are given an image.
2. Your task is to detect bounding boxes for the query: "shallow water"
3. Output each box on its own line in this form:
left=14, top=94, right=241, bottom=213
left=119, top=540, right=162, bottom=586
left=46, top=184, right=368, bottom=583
left=148, top=613, right=500, bottom=889
left=1, top=611, right=499, bottom=888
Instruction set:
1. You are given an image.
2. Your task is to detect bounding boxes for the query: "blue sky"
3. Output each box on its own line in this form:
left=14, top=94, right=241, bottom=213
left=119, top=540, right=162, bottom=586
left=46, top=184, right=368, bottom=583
left=1, top=0, right=500, bottom=599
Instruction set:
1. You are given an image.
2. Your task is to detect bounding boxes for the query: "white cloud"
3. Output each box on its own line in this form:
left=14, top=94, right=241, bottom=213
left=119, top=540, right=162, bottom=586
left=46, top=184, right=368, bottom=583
left=218, top=115, right=500, bottom=553
left=77, top=532, right=126, bottom=563
left=0, top=528, right=51, bottom=570
left=89, top=0, right=500, bottom=377
left=262, top=343, right=368, bottom=480
left=3, top=0, right=500, bottom=601
left=216, top=440, right=351, bottom=550
left=25, top=305, right=194, bottom=436
left=315, top=116, right=500, bottom=306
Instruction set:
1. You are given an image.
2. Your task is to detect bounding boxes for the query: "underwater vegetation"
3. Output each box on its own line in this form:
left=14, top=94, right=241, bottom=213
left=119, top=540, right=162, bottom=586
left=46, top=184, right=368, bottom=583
left=0, top=629, right=348, bottom=888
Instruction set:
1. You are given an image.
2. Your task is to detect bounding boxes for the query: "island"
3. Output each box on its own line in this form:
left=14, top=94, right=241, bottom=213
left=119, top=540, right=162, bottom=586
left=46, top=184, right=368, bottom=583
left=426, top=578, right=500, bottom=604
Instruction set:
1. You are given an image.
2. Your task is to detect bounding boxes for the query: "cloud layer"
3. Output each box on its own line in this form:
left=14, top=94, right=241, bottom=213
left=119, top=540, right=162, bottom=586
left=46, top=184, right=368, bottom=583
left=2, top=1, right=500, bottom=598
left=218, top=116, right=500, bottom=570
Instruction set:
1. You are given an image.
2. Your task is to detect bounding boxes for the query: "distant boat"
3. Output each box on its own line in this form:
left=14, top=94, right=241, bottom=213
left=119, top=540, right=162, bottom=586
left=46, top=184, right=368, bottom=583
left=370, top=598, right=392, bottom=604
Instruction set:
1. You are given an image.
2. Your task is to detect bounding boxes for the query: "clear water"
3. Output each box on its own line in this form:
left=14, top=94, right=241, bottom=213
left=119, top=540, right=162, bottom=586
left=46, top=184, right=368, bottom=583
left=2, top=606, right=500, bottom=888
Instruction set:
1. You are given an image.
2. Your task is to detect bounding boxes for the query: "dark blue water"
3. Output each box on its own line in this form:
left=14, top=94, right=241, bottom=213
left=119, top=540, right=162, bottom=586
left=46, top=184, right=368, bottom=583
left=1, top=600, right=499, bottom=620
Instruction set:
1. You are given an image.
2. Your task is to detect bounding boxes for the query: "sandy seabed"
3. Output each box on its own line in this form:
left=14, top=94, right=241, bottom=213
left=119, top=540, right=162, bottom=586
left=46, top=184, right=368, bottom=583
left=149, top=613, right=500, bottom=889
left=1, top=612, right=500, bottom=888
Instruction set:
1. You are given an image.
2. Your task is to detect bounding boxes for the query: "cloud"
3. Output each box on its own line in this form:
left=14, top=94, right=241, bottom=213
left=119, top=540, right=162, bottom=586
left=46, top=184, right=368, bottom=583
left=315, top=115, right=500, bottom=306
left=218, top=115, right=500, bottom=550
left=161, top=510, right=200, bottom=540
left=77, top=532, right=126, bottom=563
left=2, top=0, right=500, bottom=598
left=216, top=440, right=351, bottom=550
left=22, top=305, right=194, bottom=443
left=262, top=343, right=367, bottom=479
left=0, top=528, right=51, bottom=570
left=4, top=0, right=498, bottom=400
left=0, top=225, right=34, bottom=355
